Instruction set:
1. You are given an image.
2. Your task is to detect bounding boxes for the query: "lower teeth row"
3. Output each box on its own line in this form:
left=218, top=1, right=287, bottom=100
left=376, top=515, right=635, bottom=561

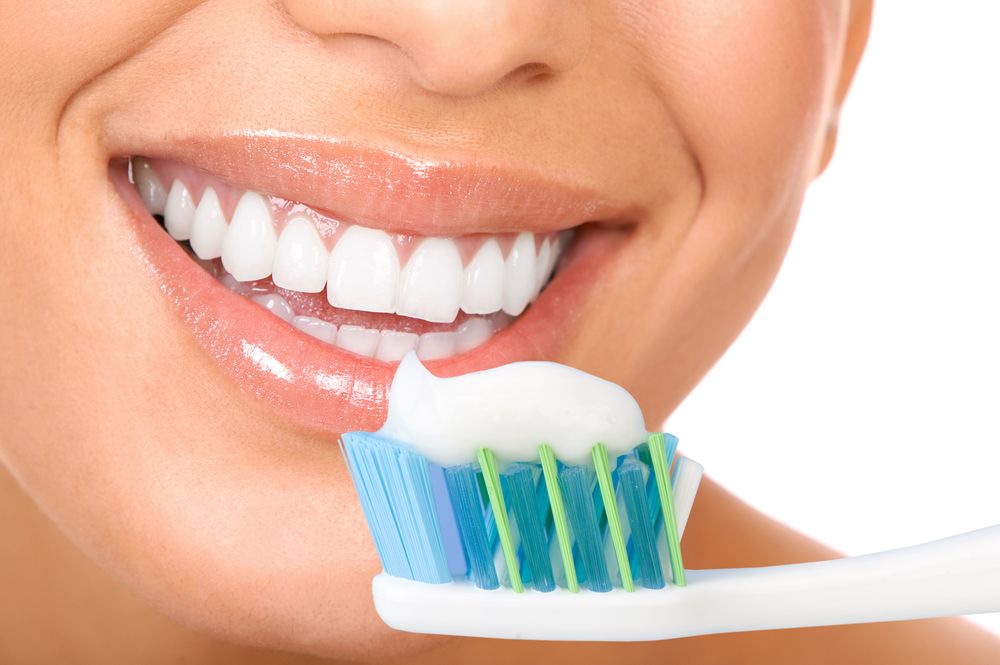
left=215, top=272, right=510, bottom=362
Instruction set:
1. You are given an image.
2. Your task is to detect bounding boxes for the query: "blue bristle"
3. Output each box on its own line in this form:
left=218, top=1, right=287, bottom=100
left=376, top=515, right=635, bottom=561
left=645, top=465, right=662, bottom=532
left=533, top=467, right=554, bottom=550
left=532, top=469, right=561, bottom=584
left=504, top=463, right=555, bottom=592
left=339, top=436, right=406, bottom=577
left=587, top=478, right=612, bottom=587
left=534, top=469, right=552, bottom=525
left=443, top=464, right=500, bottom=589
left=559, top=465, right=612, bottom=592
left=663, top=433, right=679, bottom=469
left=592, top=481, right=606, bottom=532
left=502, top=472, right=531, bottom=587
left=428, top=463, right=468, bottom=578
left=483, top=495, right=499, bottom=552
left=341, top=432, right=451, bottom=584
left=475, top=470, right=497, bottom=548
left=619, top=458, right=665, bottom=589
left=616, top=449, right=644, bottom=572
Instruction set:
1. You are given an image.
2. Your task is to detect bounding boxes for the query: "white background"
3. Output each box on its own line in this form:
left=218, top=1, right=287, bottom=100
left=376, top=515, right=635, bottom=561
left=668, top=3, right=1000, bottom=636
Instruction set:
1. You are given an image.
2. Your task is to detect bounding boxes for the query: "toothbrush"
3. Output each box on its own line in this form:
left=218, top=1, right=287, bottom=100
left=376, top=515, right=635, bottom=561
left=340, top=354, right=1000, bottom=641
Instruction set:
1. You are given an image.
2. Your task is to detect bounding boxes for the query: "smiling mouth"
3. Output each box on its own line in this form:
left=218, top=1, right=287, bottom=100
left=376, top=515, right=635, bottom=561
left=129, top=156, right=573, bottom=362
left=110, top=135, right=636, bottom=432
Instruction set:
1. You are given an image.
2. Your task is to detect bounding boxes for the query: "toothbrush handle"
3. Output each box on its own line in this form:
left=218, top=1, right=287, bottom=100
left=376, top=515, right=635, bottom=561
left=679, top=524, right=1000, bottom=636
left=372, top=525, right=1000, bottom=641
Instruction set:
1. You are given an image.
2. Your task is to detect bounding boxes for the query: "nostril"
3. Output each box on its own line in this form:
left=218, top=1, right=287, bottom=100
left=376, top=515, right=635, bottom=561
left=282, top=0, right=590, bottom=98
left=503, top=62, right=555, bottom=87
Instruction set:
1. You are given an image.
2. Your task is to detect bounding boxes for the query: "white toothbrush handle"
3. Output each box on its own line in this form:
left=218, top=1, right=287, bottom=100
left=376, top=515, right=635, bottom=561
left=374, top=525, right=1000, bottom=641
left=669, top=458, right=1000, bottom=634
left=673, top=523, right=1000, bottom=637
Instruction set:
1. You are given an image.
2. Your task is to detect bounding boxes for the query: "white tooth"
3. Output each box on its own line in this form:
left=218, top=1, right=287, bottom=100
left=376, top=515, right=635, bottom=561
left=335, top=325, right=381, bottom=357
left=396, top=237, right=464, bottom=323
left=416, top=331, right=457, bottom=361
left=189, top=187, right=228, bottom=260
left=134, top=158, right=166, bottom=215
left=534, top=236, right=552, bottom=297
left=502, top=232, right=538, bottom=316
left=375, top=330, right=420, bottom=362
left=251, top=293, right=294, bottom=322
left=455, top=317, right=492, bottom=354
left=222, top=192, right=277, bottom=282
left=461, top=238, right=505, bottom=315
left=163, top=179, right=196, bottom=241
left=327, top=226, right=399, bottom=314
left=272, top=217, right=328, bottom=293
left=292, top=315, right=337, bottom=343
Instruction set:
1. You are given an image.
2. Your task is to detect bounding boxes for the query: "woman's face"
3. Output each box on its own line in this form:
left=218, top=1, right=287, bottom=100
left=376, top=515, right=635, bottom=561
left=0, top=1, right=868, bottom=660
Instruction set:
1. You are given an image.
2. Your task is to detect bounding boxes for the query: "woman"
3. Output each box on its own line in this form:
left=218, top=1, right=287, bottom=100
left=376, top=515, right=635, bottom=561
left=1, top=1, right=997, bottom=662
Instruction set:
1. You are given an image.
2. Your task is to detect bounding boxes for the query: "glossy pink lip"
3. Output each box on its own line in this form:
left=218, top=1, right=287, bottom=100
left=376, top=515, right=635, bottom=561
left=128, top=130, right=642, bottom=235
left=111, top=160, right=627, bottom=435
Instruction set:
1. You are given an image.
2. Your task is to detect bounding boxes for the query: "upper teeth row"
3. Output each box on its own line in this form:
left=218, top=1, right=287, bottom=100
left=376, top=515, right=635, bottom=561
left=134, top=159, right=562, bottom=324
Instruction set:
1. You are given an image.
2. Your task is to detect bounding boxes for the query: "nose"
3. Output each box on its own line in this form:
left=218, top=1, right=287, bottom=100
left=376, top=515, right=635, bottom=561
left=283, top=0, right=591, bottom=97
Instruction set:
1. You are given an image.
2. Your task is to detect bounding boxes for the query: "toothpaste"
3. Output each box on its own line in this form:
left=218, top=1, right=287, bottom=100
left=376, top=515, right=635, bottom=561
left=377, top=352, right=649, bottom=466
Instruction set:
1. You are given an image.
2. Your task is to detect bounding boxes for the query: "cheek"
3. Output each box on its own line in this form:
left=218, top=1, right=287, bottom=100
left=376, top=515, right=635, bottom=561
left=563, top=2, right=845, bottom=419
left=0, top=154, right=438, bottom=660
left=0, top=2, right=196, bottom=123
left=630, top=0, right=842, bottom=196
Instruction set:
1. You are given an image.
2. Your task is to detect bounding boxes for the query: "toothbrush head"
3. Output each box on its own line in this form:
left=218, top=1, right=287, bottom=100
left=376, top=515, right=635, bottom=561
left=339, top=430, right=704, bottom=639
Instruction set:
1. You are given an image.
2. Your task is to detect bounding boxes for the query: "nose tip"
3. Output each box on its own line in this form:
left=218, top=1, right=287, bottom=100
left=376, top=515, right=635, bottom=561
left=283, top=0, right=591, bottom=97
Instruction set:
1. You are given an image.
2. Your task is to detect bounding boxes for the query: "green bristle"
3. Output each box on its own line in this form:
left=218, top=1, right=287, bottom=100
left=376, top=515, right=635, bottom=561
left=648, top=432, right=686, bottom=586
left=538, top=444, right=578, bottom=592
left=476, top=447, right=523, bottom=592
left=592, top=443, right=634, bottom=592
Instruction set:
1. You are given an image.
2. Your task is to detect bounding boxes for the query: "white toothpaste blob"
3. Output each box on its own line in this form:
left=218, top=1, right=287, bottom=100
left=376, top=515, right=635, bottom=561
left=378, top=352, right=649, bottom=466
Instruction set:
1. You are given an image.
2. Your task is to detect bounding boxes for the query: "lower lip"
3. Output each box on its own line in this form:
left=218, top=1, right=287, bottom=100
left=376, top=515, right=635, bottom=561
left=111, top=163, right=621, bottom=434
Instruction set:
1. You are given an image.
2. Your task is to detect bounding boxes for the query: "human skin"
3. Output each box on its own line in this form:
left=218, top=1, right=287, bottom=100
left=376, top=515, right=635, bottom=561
left=0, top=1, right=998, bottom=663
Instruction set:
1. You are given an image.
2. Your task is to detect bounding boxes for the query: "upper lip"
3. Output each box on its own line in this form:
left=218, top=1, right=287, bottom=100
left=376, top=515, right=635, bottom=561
left=125, top=129, right=642, bottom=236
